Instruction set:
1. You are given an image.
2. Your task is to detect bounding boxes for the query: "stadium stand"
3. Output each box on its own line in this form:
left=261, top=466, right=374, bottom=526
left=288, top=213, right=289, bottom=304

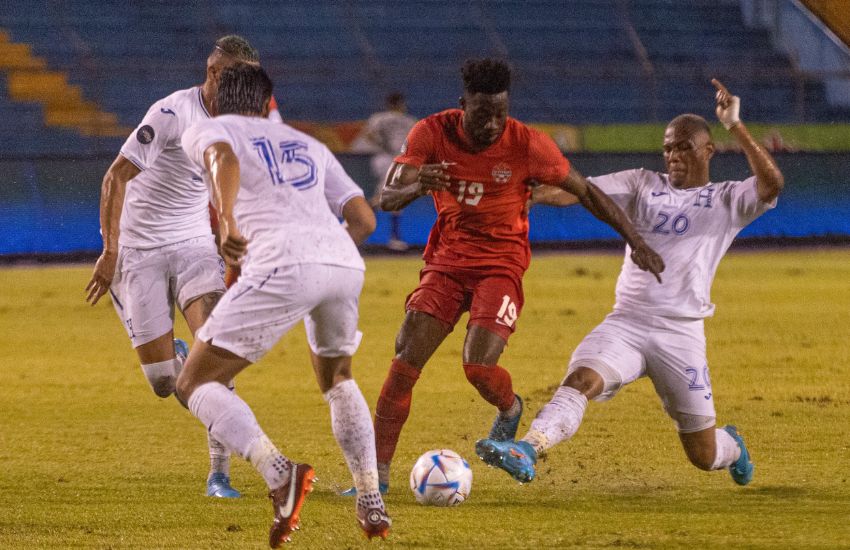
left=1, top=0, right=848, bottom=141
left=1, top=1, right=849, bottom=256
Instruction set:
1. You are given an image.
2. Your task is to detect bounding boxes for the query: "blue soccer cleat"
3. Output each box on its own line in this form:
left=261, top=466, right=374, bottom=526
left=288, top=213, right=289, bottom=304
left=723, top=425, right=754, bottom=486
left=475, top=438, right=537, bottom=483
left=173, top=338, right=189, bottom=362
left=488, top=394, right=523, bottom=441
left=340, top=482, right=389, bottom=497
left=207, top=472, right=241, bottom=498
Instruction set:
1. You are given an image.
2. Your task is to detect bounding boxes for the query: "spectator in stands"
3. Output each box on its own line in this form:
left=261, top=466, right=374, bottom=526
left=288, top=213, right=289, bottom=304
left=352, top=92, right=417, bottom=251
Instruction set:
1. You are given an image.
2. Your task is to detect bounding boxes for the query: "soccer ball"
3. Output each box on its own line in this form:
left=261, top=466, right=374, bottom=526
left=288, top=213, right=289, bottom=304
left=409, top=449, right=472, bottom=506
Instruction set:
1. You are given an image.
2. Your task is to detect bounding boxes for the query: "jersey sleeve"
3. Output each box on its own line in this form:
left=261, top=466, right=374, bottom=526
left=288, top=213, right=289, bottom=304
left=119, top=102, right=181, bottom=171
left=180, top=119, right=232, bottom=170
left=393, top=118, right=436, bottom=167
left=722, top=176, right=777, bottom=227
left=527, top=128, right=571, bottom=185
left=587, top=169, right=642, bottom=212
left=323, top=147, right=365, bottom=217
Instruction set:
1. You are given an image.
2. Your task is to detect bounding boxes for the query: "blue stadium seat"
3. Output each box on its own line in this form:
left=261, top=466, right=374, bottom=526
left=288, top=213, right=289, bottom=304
left=0, top=0, right=848, bottom=155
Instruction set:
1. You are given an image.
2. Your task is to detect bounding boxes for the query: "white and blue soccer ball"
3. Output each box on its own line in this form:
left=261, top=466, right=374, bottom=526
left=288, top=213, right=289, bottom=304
left=409, top=449, right=473, bottom=506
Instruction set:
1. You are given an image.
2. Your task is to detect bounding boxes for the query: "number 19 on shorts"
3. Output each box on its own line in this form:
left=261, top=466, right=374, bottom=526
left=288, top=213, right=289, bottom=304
left=495, top=295, right=518, bottom=327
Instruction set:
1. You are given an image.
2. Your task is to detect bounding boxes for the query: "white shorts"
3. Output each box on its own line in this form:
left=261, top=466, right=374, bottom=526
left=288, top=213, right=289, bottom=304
left=568, top=310, right=715, bottom=424
left=110, top=235, right=225, bottom=347
left=197, top=263, right=364, bottom=364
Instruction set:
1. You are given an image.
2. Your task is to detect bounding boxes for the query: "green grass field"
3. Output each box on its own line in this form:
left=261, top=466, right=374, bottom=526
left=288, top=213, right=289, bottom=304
left=1, top=249, right=849, bottom=549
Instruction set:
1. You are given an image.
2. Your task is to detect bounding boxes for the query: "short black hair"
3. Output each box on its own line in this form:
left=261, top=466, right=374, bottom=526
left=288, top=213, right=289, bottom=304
left=668, top=113, right=712, bottom=139
left=216, top=63, right=273, bottom=116
left=214, top=34, right=259, bottom=63
left=385, top=92, right=405, bottom=109
left=461, top=58, right=511, bottom=95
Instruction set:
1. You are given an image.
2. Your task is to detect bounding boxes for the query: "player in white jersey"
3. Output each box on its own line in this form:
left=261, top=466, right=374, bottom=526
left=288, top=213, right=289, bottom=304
left=84, top=35, right=264, bottom=499
left=175, top=64, right=390, bottom=546
left=351, top=92, right=417, bottom=250
left=476, top=79, right=784, bottom=487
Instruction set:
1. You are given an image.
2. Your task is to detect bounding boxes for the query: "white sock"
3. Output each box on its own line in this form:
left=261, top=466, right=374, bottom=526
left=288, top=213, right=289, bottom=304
left=188, top=382, right=291, bottom=489
left=208, top=383, right=234, bottom=477
left=523, top=386, right=588, bottom=454
left=324, top=379, right=379, bottom=494
left=141, top=358, right=180, bottom=398
left=711, top=427, right=742, bottom=470
left=207, top=431, right=231, bottom=477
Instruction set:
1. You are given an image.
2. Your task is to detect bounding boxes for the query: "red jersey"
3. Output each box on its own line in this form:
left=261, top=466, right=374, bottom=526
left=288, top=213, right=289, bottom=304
left=395, top=109, right=570, bottom=277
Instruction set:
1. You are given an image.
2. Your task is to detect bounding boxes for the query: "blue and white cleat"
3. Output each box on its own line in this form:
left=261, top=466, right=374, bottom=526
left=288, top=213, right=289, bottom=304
left=475, top=438, right=537, bottom=483
left=173, top=338, right=189, bottom=362
left=723, top=425, right=754, bottom=486
left=340, top=482, right=389, bottom=497
left=488, top=394, right=523, bottom=441
left=207, top=473, right=241, bottom=498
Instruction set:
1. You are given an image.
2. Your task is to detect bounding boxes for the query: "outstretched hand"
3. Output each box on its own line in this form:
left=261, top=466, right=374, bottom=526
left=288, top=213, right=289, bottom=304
left=415, top=162, right=453, bottom=195
left=631, top=243, right=665, bottom=283
left=711, top=78, right=741, bottom=130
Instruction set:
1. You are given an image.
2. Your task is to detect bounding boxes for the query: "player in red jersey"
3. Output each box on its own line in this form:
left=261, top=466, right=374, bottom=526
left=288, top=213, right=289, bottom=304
left=360, top=59, right=665, bottom=493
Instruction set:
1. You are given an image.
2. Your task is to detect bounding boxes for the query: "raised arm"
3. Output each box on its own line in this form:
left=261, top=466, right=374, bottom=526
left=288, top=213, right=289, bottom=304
left=85, top=154, right=141, bottom=305
left=378, top=161, right=451, bottom=211
left=558, top=167, right=665, bottom=282
left=341, top=196, right=377, bottom=245
left=712, top=78, right=784, bottom=203
left=204, top=142, right=247, bottom=267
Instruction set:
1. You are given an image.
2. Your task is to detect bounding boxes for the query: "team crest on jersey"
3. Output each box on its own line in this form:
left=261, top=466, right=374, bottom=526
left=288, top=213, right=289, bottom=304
left=136, top=125, right=155, bottom=144
left=491, top=163, right=512, bottom=184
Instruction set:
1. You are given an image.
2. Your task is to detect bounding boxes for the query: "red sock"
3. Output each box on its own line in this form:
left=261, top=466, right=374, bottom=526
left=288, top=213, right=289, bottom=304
left=375, top=358, right=421, bottom=465
left=462, top=363, right=515, bottom=412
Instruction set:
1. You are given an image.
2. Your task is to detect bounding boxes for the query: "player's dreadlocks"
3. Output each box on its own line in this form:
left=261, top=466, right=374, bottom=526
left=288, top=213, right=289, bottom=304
left=214, top=34, right=259, bottom=63
left=668, top=113, right=712, bottom=139
left=461, top=58, right=511, bottom=95
left=217, top=63, right=273, bottom=116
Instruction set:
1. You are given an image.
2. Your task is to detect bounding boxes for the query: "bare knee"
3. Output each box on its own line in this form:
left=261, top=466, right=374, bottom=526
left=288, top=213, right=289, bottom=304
left=149, top=375, right=176, bottom=398
left=462, top=325, right=506, bottom=365
left=312, top=353, right=353, bottom=393
left=563, top=367, right=605, bottom=399
left=137, top=334, right=179, bottom=398
left=394, top=311, right=450, bottom=368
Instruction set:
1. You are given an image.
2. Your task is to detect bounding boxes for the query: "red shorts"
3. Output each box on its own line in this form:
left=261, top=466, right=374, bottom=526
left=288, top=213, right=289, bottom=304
left=405, top=266, right=525, bottom=341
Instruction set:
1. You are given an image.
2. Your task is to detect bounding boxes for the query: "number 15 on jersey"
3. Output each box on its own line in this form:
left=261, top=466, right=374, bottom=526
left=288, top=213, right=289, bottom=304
left=252, top=138, right=317, bottom=190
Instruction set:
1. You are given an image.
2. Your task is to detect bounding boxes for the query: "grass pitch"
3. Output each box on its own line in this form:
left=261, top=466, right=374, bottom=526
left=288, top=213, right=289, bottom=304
left=1, top=249, right=848, bottom=549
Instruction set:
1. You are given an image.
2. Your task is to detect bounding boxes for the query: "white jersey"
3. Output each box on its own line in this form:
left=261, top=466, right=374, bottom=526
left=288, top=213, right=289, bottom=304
left=182, top=114, right=366, bottom=276
left=354, top=110, right=417, bottom=155
left=588, top=169, right=776, bottom=318
left=119, top=87, right=213, bottom=249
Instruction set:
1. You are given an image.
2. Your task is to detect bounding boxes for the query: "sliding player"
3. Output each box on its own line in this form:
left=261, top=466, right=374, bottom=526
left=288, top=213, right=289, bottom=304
left=477, top=80, right=783, bottom=487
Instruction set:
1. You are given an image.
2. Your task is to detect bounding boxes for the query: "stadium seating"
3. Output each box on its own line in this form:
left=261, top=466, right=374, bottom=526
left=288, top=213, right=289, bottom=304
left=0, top=0, right=848, bottom=155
